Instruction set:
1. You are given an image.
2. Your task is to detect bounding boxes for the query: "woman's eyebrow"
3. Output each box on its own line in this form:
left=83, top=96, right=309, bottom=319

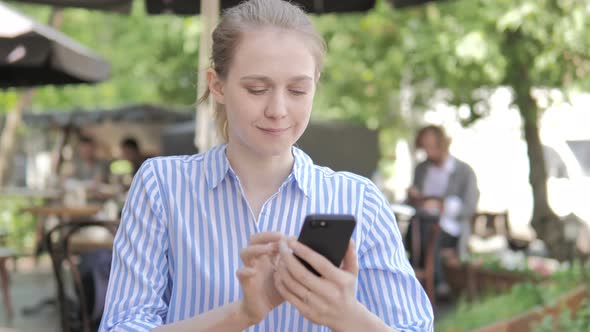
left=241, top=75, right=270, bottom=82
left=288, top=75, right=313, bottom=82
left=239, top=75, right=313, bottom=83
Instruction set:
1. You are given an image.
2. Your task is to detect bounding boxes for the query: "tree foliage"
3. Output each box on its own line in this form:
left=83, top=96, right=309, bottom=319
left=0, top=1, right=198, bottom=111
left=2, top=0, right=589, bottom=114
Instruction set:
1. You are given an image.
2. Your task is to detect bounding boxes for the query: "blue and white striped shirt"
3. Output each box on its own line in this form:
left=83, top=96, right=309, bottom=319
left=100, top=145, right=433, bottom=332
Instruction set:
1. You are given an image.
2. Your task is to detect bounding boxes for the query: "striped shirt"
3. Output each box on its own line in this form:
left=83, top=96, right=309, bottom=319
left=100, top=144, right=433, bottom=332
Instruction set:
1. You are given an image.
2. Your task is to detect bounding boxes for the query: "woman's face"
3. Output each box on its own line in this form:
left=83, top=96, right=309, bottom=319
left=209, top=27, right=317, bottom=158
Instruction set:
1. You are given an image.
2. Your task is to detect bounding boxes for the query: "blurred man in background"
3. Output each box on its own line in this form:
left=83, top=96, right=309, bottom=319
left=407, top=125, right=479, bottom=297
left=120, top=137, right=147, bottom=176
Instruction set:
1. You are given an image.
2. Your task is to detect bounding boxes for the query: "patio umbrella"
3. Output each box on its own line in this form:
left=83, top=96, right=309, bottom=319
left=146, top=0, right=446, bottom=14
left=5, top=0, right=132, bottom=13
left=0, top=2, right=111, bottom=88
left=145, top=0, right=376, bottom=15
left=7, top=0, right=445, bottom=151
left=142, top=0, right=447, bottom=151
left=11, top=0, right=445, bottom=15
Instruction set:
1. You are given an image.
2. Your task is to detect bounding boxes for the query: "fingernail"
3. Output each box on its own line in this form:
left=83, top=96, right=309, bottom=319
left=279, top=241, right=290, bottom=253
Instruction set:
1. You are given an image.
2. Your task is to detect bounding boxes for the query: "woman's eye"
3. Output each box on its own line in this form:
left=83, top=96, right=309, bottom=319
left=289, top=90, right=307, bottom=96
left=247, top=88, right=267, bottom=95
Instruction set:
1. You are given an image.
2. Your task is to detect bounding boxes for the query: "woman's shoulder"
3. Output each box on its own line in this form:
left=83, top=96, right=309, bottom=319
left=293, top=146, right=375, bottom=189
left=146, top=153, right=205, bottom=164
left=310, top=164, right=375, bottom=188
left=136, top=153, right=208, bottom=175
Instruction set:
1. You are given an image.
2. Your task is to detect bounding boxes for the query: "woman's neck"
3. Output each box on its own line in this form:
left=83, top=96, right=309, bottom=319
left=225, top=143, right=294, bottom=194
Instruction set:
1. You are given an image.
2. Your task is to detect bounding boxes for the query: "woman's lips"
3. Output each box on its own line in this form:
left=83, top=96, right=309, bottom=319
left=258, top=127, right=290, bottom=135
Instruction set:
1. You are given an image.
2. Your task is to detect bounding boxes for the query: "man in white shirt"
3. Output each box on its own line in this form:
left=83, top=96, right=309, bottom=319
left=407, top=125, right=479, bottom=296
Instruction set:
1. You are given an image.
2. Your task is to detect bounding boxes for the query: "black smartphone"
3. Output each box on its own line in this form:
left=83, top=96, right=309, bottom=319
left=295, top=214, right=357, bottom=276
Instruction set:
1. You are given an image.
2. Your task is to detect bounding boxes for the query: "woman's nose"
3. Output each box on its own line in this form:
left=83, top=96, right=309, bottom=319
left=264, top=91, right=288, bottom=118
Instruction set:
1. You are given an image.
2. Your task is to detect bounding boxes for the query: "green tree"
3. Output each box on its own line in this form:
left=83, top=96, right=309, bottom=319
left=407, top=0, right=590, bottom=259
left=0, top=1, right=196, bottom=110
left=309, top=0, right=590, bottom=258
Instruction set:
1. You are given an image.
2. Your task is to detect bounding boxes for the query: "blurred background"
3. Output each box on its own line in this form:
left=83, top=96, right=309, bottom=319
left=1, top=0, right=590, bottom=331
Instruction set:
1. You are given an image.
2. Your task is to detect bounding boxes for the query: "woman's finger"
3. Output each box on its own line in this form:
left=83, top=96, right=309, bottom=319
left=249, top=232, right=283, bottom=245
left=240, top=243, right=278, bottom=265
left=285, top=238, right=341, bottom=282
left=236, top=267, right=256, bottom=280
left=278, top=240, right=333, bottom=297
left=274, top=269, right=308, bottom=311
left=275, top=259, right=310, bottom=303
left=340, top=240, right=358, bottom=274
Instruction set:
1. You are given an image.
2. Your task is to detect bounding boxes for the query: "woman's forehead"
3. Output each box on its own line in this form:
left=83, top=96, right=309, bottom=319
left=228, top=28, right=316, bottom=79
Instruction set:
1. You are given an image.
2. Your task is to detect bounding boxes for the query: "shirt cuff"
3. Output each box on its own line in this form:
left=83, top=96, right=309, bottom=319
left=443, top=195, right=463, bottom=218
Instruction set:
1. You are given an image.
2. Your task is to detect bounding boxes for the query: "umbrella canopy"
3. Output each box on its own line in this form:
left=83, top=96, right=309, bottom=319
left=11, top=0, right=445, bottom=15
left=17, top=104, right=193, bottom=128
left=0, top=2, right=111, bottom=88
left=145, top=0, right=376, bottom=15
left=5, top=0, right=132, bottom=13
left=0, top=104, right=194, bottom=159
left=392, top=0, right=442, bottom=7
left=146, top=0, right=446, bottom=15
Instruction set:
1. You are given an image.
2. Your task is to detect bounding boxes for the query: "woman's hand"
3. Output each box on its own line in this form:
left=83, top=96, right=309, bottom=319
left=237, top=232, right=285, bottom=325
left=274, top=238, right=363, bottom=330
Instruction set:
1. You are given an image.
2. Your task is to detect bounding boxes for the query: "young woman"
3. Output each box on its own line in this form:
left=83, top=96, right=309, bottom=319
left=100, top=0, right=433, bottom=331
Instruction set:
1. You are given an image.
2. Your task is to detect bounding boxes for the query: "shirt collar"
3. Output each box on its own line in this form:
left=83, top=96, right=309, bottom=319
left=443, top=156, right=456, bottom=173
left=204, top=144, right=313, bottom=197
left=204, top=144, right=231, bottom=190
left=291, top=146, right=313, bottom=197
left=427, top=155, right=456, bottom=173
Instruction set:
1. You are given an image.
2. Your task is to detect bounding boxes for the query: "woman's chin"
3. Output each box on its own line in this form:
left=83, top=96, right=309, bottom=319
left=228, top=137, right=293, bottom=159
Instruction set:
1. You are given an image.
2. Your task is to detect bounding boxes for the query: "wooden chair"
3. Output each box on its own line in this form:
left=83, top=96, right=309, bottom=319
left=409, top=216, right=441, bottom=307
left=471, top=211, right=510, bottom=239
left=46, top=219, right=118, bottom=332
left=471, top=211, right=530, bottom=252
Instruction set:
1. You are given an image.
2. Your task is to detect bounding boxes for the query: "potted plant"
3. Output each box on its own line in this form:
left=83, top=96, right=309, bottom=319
left=436, top=263, right=589, bottom=332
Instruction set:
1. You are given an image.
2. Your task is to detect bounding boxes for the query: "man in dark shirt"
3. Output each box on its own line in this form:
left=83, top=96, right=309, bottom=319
left=120, top=137, right=147, bottom=176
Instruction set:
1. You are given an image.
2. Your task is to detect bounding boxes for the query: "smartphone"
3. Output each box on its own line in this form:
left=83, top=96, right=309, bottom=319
left=295, top=214, right=356, bottom=276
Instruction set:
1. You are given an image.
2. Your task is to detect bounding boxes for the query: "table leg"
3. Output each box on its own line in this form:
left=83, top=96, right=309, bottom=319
left=0, top=257, right=14, bottom=320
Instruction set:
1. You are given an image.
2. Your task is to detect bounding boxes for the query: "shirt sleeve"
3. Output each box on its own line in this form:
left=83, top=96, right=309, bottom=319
left=439, top=196, right=463, bottom=236
left=357, top=183, right=434, bottom=332
left=456, top=163, right=479, bottom=221
left=99, top=160, right=170, bottom=331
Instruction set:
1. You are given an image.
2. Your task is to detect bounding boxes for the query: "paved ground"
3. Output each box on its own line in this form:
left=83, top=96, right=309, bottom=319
left=0, top=256, right=60, bottom=332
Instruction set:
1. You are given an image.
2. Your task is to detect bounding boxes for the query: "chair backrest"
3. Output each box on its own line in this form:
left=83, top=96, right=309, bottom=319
left=409, top=216, right=441, bottom=306
left=45, top=219, right=119, bottom=332
left=471, top=211, right=510, bottom=239
left=421, top=222, right=441, bottom=276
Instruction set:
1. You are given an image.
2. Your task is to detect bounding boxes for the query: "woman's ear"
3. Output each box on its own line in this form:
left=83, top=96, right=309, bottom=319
left=207, top=68, right=225, bottom=104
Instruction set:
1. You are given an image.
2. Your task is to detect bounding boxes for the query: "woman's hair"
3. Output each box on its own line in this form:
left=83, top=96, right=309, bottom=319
left=198, top=0, right=327, bottom=142
left=415, top=125, right=451, bottom=151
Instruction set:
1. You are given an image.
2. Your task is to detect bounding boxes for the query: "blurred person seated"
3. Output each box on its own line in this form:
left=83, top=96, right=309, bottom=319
left=405, top=125, right=479, bottom=297
left=61, top=135, right=111, bottom=204
left=31, top=136, right=114, bottom=262
left=119, top=137, right=148, bottom=177
left=113, top=137, right=152, bottom=196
